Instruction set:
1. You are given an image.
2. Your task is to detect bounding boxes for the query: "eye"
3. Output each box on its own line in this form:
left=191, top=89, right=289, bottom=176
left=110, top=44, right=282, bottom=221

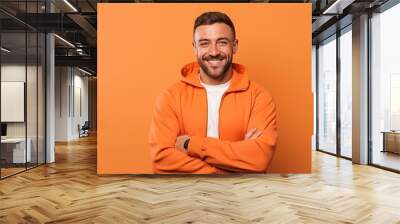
left=199, top=42, right=209, bottom=48
left=217, top=40, right=229, bottom=47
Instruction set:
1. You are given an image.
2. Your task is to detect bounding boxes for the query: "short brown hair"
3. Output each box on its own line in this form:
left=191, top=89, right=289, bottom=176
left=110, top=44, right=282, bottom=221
left=193, top=11, right=236, bottom=38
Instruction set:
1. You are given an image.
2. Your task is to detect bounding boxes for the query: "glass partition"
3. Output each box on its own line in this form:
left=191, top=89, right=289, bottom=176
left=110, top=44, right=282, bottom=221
left=0, top=1, right=46, bottom=179
left=1, top=30, right=28, bottom=177
left=317, top=35, right=337, bottom=154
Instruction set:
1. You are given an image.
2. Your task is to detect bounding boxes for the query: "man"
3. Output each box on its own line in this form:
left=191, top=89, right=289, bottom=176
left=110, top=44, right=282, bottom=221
left=149, top=11, right=277, bottom=174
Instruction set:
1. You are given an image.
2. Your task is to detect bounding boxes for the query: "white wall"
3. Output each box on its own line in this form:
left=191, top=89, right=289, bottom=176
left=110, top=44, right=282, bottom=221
left=1, top=65, right=26, bottom=135
left=72, top=72, right=89, bottom=138
left=55, top=66, right=70, bottom=141
left=1, top=65, right=39, bottom=137
left=55, top=67, right=89, bottom=141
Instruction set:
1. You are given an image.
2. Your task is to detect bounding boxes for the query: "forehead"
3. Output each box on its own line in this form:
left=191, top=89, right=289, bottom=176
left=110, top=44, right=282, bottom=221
left=193, top=23, right=234, bottom=41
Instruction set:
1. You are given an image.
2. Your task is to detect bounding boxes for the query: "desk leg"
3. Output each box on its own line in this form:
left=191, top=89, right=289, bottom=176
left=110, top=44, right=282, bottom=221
left=382, top=133, right=386, bottom=153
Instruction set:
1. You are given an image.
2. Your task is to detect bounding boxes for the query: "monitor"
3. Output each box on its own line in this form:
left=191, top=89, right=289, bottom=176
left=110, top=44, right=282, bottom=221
left=1, top=123, right=7, bottom=137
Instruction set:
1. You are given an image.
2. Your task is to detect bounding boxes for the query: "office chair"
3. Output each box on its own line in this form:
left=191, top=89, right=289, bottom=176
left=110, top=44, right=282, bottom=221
left=79, top=121, right=90, bottom=138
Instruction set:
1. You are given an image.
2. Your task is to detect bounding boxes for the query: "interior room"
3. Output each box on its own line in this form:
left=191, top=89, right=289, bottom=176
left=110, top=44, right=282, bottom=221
left=0, top=0, right=399, bottom=223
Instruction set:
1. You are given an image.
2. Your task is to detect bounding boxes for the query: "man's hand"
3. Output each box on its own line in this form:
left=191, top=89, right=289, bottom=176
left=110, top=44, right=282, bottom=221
left=175, top=135, right=190, bottom=153
left=245, top=128, right=262, bottom=140
left=176, top=128, right=260, bottom=153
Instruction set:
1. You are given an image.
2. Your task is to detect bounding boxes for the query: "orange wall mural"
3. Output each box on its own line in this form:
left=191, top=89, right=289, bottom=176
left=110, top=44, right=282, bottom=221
left=98, top=3, right=312, bottom=174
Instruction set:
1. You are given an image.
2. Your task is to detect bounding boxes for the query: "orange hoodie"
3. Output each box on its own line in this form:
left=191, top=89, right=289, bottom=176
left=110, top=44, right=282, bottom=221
left=149, top=62, right=278, bottom=174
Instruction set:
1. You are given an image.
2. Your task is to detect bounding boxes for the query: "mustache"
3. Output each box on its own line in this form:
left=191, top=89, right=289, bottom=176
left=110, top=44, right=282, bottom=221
left=202, top=54, right=226, bottom=61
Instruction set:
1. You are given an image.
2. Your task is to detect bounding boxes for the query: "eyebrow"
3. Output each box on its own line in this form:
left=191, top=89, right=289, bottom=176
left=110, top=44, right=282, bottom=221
left=216, top=37, right=231, bottom=41
left=197, top=37, right=231, bottom=42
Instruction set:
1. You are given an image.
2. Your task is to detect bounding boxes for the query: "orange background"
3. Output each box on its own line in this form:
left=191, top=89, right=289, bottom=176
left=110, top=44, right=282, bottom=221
left=97, top=3, right=312, bottom=174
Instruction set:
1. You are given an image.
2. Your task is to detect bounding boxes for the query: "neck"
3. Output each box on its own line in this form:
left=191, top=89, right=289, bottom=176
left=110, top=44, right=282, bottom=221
left=199, top=67, right=233, bottom=85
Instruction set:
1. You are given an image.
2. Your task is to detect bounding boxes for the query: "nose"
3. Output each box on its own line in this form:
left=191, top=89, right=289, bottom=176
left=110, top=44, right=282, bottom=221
left=208, top=43, right=219, bottom=56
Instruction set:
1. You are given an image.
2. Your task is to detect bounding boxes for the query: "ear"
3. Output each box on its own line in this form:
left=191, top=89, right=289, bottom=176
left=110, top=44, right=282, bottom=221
left=192, top=41, right=197, bottom=54
left=233, top=39, right=238, bottom=54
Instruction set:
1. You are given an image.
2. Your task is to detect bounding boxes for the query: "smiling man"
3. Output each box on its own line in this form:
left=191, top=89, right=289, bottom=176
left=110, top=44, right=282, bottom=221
left=149, top=11, right=278, bottom=174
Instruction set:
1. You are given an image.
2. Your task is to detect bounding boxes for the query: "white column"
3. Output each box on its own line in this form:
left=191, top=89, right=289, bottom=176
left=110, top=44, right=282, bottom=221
left=352, top=14, right=369, bottom=164
left=46, top=32, right=55, bottom=163
left=45, top=1, right=55, bottom=163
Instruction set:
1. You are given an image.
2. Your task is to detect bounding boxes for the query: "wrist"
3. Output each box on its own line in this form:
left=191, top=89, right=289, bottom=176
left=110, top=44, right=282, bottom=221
left=183, top=138, right=190, bottom=151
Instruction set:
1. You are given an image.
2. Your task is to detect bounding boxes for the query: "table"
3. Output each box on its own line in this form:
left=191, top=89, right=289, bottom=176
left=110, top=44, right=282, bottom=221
left=381, top=131, right=400, bottom=154
left=1, top=138, right=32, bottom=164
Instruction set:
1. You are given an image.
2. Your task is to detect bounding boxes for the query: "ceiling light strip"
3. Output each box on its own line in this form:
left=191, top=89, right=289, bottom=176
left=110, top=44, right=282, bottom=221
left=1, top=47, right=11, bottom=53
left=63, top=0, right=78, bottom=12
left=77, top=67, right=93, bottom=76
left=54, top=34, right=75, bottom=48
left=323, top=0, right=355, bottom=15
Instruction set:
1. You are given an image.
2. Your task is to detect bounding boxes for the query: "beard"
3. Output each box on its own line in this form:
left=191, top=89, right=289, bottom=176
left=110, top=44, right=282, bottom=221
left=197, top=53, right=232, bottom=81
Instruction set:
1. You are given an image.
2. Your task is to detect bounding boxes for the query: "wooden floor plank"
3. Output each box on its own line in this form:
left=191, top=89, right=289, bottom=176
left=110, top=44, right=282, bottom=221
left=0, top=134, right=400, bottom=223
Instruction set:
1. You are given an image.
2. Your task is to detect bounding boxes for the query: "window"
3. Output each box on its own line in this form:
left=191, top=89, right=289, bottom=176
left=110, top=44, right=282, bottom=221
left=371, top=2, right=400, bottom=171
left=317, top=35, right=337, bottom=154
left=339, top=27, right=352, bottom=158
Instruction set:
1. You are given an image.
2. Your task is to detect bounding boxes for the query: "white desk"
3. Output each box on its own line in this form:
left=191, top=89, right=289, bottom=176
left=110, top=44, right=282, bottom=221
left=1, top=138, right=31, bottom=163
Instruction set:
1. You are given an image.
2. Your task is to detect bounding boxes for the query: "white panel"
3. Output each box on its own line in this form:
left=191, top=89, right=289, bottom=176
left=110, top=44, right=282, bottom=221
left=73, top=86, right=81, bottom=138
left=1, top=82, right=25, bottom=122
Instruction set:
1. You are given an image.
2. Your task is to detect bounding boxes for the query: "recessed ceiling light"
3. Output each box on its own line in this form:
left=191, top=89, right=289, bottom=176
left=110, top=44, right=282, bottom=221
left=1, top=47, right=11, bottom=53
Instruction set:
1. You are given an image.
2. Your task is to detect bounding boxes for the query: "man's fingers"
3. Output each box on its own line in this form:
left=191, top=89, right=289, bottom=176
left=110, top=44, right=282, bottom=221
left=175, top=140, right=179, bottom=149
left=248, top=129, right=259, bottom=139
left=245, top=128, right=257, bottom=140
left=251, top=130, right=263, bottom=139
left=245, top=129, right=263, bottom=140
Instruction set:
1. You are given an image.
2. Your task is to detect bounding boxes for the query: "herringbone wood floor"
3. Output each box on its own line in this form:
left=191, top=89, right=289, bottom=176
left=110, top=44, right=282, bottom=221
left=1, top=134, right=400, bottom=224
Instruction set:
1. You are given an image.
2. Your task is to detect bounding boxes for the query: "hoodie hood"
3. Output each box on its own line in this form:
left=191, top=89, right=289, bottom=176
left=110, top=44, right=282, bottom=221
left=180, top=62, right=249, bottom=92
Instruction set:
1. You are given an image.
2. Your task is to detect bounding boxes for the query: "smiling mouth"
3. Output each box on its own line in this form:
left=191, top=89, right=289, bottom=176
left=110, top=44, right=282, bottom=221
left=205, top=58, right=225, bottom=67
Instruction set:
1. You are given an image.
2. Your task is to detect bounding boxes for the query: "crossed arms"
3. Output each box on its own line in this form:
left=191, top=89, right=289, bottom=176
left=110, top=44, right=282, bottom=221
left=148, top=88, right=278, bottom=174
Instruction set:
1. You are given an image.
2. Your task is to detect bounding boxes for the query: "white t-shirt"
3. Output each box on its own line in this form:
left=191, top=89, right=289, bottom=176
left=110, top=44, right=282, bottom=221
left=200, top=79, right=231, bottom=138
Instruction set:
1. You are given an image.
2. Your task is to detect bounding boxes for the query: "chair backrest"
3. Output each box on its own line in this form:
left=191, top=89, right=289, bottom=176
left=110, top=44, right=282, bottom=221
left=82, top=121, right=90, bottom=129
